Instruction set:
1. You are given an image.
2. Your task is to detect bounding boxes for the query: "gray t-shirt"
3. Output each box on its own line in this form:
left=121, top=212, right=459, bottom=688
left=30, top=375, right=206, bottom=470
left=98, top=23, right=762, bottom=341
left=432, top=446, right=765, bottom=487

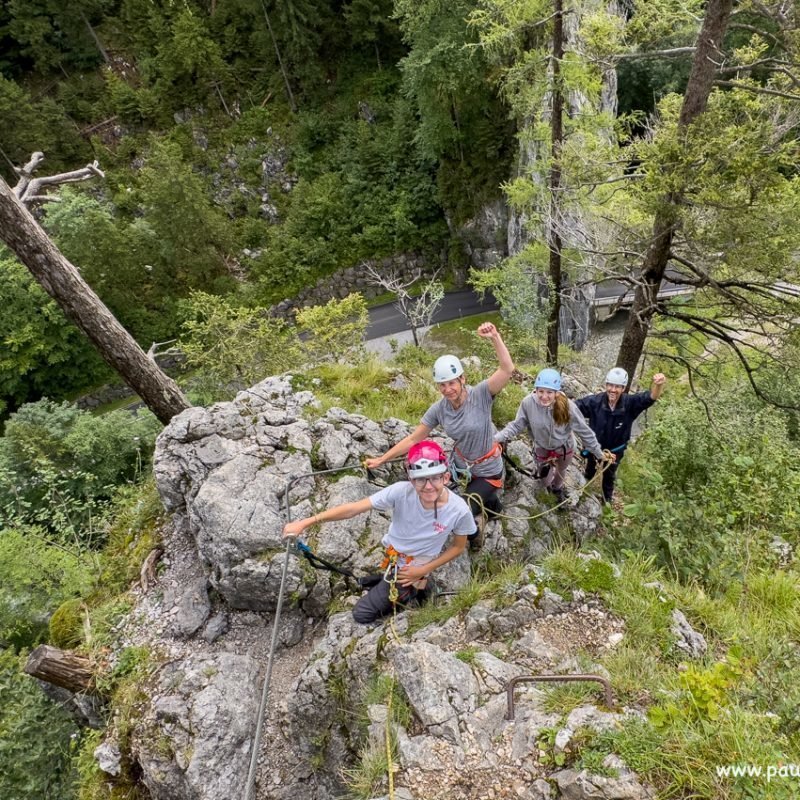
left=370, top=482, right=476, bottom=561
left=421, top=380, right=503, bottom=477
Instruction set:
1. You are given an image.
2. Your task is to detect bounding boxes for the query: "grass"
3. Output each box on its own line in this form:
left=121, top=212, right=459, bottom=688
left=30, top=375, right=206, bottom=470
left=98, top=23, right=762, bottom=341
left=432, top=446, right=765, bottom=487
left=407, top=561, right=524, bottom=634
left=541, top=680, right=603, bottom=715
left=340, top=741, right=390, bottom=800
left=538, top=543, right=800, bottom=798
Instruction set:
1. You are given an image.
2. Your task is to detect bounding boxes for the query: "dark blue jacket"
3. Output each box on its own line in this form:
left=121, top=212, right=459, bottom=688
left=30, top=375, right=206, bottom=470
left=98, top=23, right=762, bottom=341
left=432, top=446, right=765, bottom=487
left=574, top=390, right=655, bottom=453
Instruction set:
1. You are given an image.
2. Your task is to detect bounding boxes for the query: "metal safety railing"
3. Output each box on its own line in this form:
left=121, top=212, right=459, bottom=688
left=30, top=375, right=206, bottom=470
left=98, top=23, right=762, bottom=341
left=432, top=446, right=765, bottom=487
left=504, top=673, right=615, bottom=720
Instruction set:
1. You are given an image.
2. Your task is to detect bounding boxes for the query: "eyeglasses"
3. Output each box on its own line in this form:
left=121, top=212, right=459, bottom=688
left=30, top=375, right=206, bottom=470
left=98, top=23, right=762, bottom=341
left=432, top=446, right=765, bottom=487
left=410, top=475, right=447, bottom=487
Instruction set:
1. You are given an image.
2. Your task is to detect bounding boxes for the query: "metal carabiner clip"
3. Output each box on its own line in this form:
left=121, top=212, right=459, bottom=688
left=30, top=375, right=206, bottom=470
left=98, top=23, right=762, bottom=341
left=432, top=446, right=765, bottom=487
left=383, top=559, right=399, bottom=584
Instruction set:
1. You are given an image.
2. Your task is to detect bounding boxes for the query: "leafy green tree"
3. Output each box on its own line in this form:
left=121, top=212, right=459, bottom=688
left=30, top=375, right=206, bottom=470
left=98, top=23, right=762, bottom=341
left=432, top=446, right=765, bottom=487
left=133, top=140, right=235, bottom=293
left=0, top=399, right=158, bottom=545
left=0, top=252, right=107, bottom=410
left=0, top=648, right=78, bottom=797
left=470, top=0, right=625, bottom=356
left=611, top=0, right=800, bottom=397
left=616, top=0, right=735, bottom=378
left=6, top=0, right=112, bottom=73
left=0, top=76, right=89, bottom=181
left=343, top=0, right=400, bottom=68
left=179, top=291, right=302, bottom=398
left=296, top=292, right=368, bottom=362
left=41, top=191, right=170, bottom=342
left=153, top=7, right=233, bottom=110
left=394, top=0, right=514, bottom=221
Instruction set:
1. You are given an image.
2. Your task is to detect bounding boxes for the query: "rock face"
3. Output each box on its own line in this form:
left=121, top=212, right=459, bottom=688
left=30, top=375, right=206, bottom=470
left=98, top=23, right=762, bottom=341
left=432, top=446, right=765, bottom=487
left=133, top=652, right=260, bottom=800
left=133, top=376, right=639, bottom=800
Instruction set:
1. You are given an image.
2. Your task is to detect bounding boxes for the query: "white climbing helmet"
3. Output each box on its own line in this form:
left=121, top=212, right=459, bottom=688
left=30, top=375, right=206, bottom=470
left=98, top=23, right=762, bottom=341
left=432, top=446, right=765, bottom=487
left=433, top=355, right=464, bottom=383
left=605, top=367, right=629, bottom=387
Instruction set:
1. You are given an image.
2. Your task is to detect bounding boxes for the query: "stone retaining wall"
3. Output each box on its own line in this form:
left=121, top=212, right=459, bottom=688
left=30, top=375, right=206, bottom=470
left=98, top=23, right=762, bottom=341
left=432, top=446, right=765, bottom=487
left=270, top=251, right=445, bottom=319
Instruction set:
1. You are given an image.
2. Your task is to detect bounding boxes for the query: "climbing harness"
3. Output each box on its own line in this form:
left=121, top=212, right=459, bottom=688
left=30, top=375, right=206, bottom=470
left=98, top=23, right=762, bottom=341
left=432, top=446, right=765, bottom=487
left=450, top=441, right=503, bottom=485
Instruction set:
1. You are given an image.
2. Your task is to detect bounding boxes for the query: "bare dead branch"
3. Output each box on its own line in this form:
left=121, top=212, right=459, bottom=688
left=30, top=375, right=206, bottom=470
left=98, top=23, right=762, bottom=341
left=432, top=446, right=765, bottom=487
left=615, top=47, right=698, bottom=60
left=714, top=79, right=800, bottom=100
left=12, top=152, right=106, bottom=206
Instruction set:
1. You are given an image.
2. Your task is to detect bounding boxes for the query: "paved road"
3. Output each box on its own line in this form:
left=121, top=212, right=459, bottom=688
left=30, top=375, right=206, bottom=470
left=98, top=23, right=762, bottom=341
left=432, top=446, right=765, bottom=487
left=366, top=289, right=499, bottom=338
left=366, top=272, right=690, bottom=339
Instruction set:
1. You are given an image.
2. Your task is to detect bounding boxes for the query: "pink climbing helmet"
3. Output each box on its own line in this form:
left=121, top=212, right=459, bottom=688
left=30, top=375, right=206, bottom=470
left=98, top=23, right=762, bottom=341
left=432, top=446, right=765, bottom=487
left=406, top=441, right=449, bottom=478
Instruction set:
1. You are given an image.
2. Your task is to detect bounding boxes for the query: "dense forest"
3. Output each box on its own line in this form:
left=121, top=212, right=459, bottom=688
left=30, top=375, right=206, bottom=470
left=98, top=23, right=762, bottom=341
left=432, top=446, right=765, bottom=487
left=1, top=1, right=800, bottom=798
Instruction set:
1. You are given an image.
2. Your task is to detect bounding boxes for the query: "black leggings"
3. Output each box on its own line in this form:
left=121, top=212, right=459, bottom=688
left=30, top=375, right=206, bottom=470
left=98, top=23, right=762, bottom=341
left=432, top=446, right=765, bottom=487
left=584, top=454, right=621, bottom=503
left=352, top=578, right=419, bottom=624
left=461, top=475, right=503, bottom=518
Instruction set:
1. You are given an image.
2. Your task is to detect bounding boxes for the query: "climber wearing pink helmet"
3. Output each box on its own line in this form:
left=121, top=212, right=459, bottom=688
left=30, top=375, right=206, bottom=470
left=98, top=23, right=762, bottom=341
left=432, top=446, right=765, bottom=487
left=283, top=441, right=476, bottom=624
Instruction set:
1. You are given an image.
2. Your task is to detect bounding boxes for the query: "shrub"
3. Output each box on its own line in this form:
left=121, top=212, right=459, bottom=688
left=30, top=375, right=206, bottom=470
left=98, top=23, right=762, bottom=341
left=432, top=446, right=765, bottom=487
left=0, top=648, right=78, bottom=798
left=609, top=384, right=800, bottom=593
left=0, top=528, right=92, bottom=650
left=0, top=399, right=158, bottom=545
left=179, top=291, right=302, bottom=399
left=296, top=293, right=368, bottom=363
left=49, top=598, right=85, bottom=649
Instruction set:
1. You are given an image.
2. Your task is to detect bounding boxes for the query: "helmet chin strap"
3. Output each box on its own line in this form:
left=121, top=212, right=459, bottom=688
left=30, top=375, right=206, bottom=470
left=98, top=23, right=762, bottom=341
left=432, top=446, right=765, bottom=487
left=434, top=484, right=446, bottom=520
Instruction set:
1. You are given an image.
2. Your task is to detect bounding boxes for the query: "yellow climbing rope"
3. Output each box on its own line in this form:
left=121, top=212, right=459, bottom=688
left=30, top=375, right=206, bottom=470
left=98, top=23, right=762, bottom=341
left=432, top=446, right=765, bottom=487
left=458, top=451, right=615, bottom=523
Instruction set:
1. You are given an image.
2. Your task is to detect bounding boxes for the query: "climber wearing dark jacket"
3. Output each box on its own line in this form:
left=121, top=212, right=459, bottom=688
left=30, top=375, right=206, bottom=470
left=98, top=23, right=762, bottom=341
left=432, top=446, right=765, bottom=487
left=575, top=368, right=666, bottom=503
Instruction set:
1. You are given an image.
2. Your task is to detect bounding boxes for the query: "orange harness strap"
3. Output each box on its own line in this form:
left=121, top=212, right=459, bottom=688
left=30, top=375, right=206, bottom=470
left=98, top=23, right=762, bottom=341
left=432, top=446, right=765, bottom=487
left=454, top=441, right=502, bottom=467
left=379, top=545, right=412, bottom=570
left=454, top=442, right=504, bottom=489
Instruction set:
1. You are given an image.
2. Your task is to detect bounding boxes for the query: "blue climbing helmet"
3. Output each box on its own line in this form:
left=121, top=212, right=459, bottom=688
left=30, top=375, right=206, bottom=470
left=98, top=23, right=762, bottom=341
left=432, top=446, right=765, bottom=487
left=534, top=368, right=562, bottom=392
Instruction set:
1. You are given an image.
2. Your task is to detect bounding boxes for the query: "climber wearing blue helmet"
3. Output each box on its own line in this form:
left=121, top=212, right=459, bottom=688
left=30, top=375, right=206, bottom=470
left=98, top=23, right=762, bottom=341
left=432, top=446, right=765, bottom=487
left=495, top=368, right=612, bottom=504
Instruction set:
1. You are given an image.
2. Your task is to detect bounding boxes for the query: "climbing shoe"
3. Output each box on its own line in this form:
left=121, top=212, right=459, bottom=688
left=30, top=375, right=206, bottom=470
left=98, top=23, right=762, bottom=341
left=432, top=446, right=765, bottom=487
left=357, top=573, right=383, bottom=590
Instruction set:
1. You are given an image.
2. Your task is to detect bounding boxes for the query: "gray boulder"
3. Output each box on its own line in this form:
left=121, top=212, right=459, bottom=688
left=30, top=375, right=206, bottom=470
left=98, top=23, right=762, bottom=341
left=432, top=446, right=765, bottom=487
left=553, top=767, right=655, bottom=799
left=671, top=609, right=707, bottom=658
left=133, top=652, right=260, bottom=800
left=390, top=642, right=479, bottom=745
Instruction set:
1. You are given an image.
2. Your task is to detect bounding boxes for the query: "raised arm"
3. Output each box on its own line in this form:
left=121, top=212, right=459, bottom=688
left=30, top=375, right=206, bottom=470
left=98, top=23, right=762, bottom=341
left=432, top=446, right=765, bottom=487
left=650, top=373, right=667, bottom=401
left=283, top=497, right=374, bottom=538
left=364, top=423, right=432, bottom=469
left=478, top=322, right=515, bottom=396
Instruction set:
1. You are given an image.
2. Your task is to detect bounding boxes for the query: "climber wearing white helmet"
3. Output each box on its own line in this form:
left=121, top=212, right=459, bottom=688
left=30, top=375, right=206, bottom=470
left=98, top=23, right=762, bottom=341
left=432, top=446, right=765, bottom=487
left=575, top=368, right=667, bottom=503
left=365, top=321, right=514, bottom=549
left=494, top=368, right=611, bottom=505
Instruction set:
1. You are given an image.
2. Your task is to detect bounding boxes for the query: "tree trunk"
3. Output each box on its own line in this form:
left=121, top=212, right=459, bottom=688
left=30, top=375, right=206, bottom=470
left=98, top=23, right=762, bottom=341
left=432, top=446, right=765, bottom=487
left=616, top=0, right=734, bottom=380
left=0, top=178, right=191, bottom=424
left=260, top=0, right=297, bottom=113
left=25, top=645, right=95, bottom=694
left=546, top=0, right=564, bottom=365
left=79, top=11, right=110, bottom=65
